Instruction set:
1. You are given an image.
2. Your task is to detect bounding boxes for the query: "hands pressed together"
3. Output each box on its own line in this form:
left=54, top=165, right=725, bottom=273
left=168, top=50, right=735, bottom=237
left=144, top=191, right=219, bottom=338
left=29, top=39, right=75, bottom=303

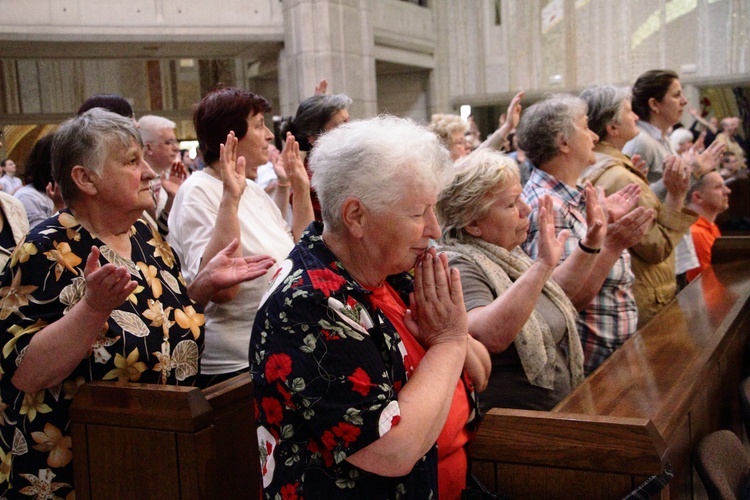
left=404, top=248, right=468, bottom=351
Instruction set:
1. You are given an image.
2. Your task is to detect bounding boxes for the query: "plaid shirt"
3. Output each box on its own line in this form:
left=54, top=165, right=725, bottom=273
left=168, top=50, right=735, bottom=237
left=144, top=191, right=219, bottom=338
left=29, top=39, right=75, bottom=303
left=521, top=168, right=638, bottom=374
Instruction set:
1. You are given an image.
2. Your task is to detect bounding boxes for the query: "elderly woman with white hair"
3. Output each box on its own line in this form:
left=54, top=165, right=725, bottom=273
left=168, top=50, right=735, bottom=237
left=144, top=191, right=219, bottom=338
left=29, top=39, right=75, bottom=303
left=251, top=116, right=490, bottom=499
left=517, top=95, right=654, bottom=371
left=437, top=149, right=585, bottom=411
left=0, top=109, right=275, bottom=497
left=580, top=85, right=696, bottom=326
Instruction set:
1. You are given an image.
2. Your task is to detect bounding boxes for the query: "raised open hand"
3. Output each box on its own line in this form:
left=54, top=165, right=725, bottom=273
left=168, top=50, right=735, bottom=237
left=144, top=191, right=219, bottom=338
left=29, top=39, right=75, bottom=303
left=662, top=155, right=691, bottom=202
left=315, top=79, right=328, bottom=95
left=692, top=140, right=725, bottom=177
left=582, top=182, right=607, bottom=250
left=505, top=91, right=525, bottom=131
left=605, top=183, right=641, bottom=222
left=219, top=131, right=247, bottom=200
left=603, top=207, right=655, bottom=252
left=161, top=160, right=189, bottom=198
left=281, top=132, right=310, bottom=192
left=536, top=195, right=568, bottom=268
left=82, top=246, right=138, bottom=313
left=630, top=153, right=648, bottom=176
left=203, top=239, right=275, bottom=291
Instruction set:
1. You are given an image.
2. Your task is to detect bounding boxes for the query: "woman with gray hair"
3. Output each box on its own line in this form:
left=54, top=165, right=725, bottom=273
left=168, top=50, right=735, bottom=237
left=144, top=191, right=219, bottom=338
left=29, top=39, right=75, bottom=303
left=437, top=149, right=585, bottom=411
left=277, top=92, right=352, bottom=221
left=580, top=85, right=695, bottom=326
left=518, top=94, right=654, bottom=373
left=0, top=108, right=275, bottom=497
left=250, top=115, right=490, bottom=499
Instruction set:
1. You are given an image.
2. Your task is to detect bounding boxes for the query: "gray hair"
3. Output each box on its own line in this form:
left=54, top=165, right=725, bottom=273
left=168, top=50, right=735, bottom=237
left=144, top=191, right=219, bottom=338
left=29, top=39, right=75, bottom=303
left=580, top=86, right=632, bottom=141
left=437, top=149, right=520, bottom=242
left=286, top=94, right=352, bottom=151
left=309, top=115, right=452, bottom=233
left=52, top=108, right=142, bottom=205
left=137, top=114, right=176, bottom=144
left=516, top=94, right=588, bottom=168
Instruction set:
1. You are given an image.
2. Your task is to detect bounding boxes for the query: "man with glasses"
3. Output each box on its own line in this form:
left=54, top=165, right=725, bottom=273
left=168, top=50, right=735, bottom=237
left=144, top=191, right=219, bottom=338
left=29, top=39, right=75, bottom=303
left=138, top=115, right=186, bottom=234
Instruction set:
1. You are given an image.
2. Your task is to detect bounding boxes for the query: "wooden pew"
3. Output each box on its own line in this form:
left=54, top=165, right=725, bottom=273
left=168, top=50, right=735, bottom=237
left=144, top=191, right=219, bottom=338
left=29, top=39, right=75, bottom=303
left=469, top=260, right=750, bottom=499
left=70, top=373, right=260, bottom=499
left=711, top=235, right=750, bottom=266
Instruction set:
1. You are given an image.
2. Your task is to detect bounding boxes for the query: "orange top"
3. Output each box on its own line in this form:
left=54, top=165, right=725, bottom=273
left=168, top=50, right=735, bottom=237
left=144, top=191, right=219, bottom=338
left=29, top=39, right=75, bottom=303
left=368, top=283, right=471, bottom=500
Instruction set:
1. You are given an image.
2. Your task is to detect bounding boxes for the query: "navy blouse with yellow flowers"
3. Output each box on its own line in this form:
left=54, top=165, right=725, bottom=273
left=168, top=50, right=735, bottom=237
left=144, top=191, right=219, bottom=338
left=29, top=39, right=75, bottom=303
left=0, top=210, right=204, bottom=498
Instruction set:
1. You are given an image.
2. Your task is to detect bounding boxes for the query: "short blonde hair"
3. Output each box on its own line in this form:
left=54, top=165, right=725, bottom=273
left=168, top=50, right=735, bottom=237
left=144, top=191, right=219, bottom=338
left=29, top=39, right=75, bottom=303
left=428, top=114, right=468, bottom=146
left=437, top=149, right=520, bottom=242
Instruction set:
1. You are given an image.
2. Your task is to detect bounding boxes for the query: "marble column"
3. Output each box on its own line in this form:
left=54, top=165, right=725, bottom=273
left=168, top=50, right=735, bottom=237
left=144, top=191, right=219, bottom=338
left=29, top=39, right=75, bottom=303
left=280, top=0, right=377, bottom=118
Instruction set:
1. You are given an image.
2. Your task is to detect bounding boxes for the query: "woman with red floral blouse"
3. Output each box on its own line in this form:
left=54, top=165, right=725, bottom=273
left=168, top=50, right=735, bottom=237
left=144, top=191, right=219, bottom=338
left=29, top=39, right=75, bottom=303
left=250, top=115, right=491, bottom=499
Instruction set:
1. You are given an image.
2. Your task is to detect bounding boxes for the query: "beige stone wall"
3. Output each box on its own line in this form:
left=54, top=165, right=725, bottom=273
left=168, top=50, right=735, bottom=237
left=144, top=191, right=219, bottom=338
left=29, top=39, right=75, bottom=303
left=0, top=0, right=748, bottom=131
left=452, top=0, right=750, bottom=109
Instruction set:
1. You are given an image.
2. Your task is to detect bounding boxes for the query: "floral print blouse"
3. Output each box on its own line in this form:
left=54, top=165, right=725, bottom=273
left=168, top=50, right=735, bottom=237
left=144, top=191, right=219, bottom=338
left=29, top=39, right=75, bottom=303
left=0, top=210, right=204, bottom=498
left=251, top=222, right=459, bottom=499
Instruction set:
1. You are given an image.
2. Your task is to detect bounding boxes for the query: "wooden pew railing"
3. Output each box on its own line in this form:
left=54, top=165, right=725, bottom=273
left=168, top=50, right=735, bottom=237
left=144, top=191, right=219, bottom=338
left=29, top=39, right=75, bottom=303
left=70, top=372, right=260, bottom=499
left=469, top=249, right=750, bottom=500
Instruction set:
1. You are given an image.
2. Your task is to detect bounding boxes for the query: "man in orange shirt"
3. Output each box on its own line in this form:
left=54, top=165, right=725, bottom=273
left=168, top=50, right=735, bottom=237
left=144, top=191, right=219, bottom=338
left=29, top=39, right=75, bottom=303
left=685, top=171, right=732, bottom=282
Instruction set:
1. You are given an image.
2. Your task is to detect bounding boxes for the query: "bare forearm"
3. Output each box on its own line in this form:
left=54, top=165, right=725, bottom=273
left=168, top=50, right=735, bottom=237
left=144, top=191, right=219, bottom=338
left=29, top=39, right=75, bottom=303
left=199, top=195, right=243, bottom=302
left=12, top=301, right=111, bottom=393
left=568, top=247, right=620, bottom=310
left=271, top=185, right=290, bottom=220
left=464, top=336, right=491, bottom=392
left=468, top=261, right=553, bottom=352
left=290, top=188, right=314, bottom=241
left=551, top=249, right=598, bottom=300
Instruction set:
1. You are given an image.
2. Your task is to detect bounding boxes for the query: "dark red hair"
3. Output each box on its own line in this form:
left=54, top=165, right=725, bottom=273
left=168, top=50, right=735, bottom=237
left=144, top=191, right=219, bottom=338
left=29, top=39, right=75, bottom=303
left=194, top=87, right=271, bottom=165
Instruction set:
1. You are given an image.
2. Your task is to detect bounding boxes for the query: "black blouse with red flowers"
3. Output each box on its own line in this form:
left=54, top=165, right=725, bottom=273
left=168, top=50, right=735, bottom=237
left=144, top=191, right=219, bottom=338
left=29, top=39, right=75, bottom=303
left=250, top=222, right=438, bottom=499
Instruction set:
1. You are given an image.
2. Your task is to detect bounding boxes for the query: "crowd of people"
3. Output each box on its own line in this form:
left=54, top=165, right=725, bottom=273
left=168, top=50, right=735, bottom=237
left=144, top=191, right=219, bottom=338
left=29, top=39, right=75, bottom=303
left=0, top=69, right=744, bottom=498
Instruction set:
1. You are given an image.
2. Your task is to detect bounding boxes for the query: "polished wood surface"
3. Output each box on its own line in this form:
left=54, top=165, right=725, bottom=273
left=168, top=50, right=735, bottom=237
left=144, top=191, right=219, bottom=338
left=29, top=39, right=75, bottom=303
left=71, top=373, right=260, bottom=499
left=469, top=261, right=750, bottom=499
left=711, top=236, right=750, bottom=266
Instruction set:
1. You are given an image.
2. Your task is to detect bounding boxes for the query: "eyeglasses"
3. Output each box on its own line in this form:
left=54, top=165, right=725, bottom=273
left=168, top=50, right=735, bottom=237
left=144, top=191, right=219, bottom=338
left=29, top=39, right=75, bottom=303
left=163, top=139, right=178, bottom=146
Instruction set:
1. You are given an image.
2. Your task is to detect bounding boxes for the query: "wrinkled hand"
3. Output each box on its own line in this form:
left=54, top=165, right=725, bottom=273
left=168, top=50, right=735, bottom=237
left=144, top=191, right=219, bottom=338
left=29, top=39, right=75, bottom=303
left=603, top=207, right=655, bottom=252
left=404, top=248, right=468, bottom=349
left=536, top=195, right=568, bottom=268
left=582, top=182, right=607, bottom=249
left=82, top=246, right=138, bottom=313
left=161, top=161, right=189, bottom=198
left=202, top=239, right=275, bottom=293
left=662, top=155, right=691, bottom=201
left=315, top=79, right=328, bottom=95
left=220, top=131, right=247, bottom=201
left=605, top=183, right=641, bottom=222
left=281, top=132, right=309, bottom=192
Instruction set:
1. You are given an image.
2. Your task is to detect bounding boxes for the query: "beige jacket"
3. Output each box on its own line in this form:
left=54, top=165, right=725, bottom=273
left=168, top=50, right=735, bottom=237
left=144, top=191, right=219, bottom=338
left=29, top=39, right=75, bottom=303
left=580, top=142, right=697, bottom=326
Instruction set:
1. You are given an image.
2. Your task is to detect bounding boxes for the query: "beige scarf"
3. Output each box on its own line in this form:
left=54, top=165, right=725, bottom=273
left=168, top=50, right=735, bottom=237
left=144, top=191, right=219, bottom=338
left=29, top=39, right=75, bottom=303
left=440, top=236, right=584, bottom=389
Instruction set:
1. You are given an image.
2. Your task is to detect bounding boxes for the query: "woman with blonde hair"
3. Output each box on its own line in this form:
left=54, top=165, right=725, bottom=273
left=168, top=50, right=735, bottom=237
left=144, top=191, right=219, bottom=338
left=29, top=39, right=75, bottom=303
left=437, top=149, right=584, bottom=411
